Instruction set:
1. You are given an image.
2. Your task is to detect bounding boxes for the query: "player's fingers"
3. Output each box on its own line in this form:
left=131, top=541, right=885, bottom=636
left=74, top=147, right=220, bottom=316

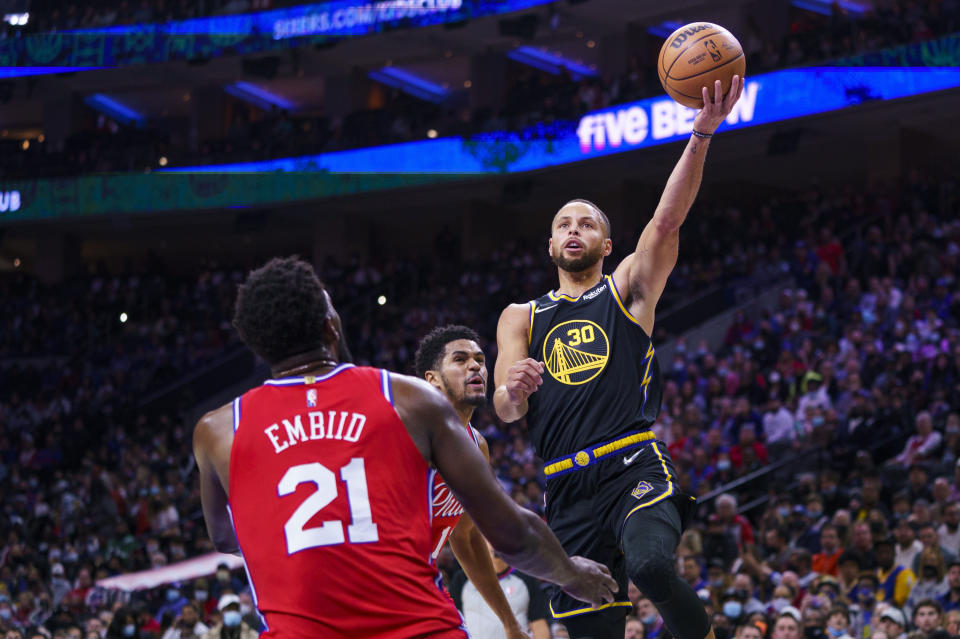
left=509, top=378, right=535, bottom=395
left=727, top=75, right=741, bottom=107
left=701, top=85, right=709, bottom=109
left=511, top=372, right=539, bottom=392
left=714, top=78, right=722, bottom=105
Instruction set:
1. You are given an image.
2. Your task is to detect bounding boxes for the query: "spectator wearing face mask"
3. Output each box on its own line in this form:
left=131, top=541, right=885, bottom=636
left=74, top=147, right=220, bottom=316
left=202, top=596, right=256, bottom=639
left=906, top=549, right=949, bottom=619
left=850, top=572, right=880, bottom=639
left=154, top=587, right=188, bottom=624
left=721, top=588, right=748, bottom=630
left=209, top=567, right=243, bottom=600
left=105, top=608, right=139, bottom=639
left=635, top=597, right=664, bottom=639
left=824, top=607, right=853, bottom=639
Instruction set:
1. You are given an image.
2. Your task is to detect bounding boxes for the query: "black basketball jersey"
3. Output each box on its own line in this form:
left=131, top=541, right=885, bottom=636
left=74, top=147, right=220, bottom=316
left=526, top=274, right=662, bottom=463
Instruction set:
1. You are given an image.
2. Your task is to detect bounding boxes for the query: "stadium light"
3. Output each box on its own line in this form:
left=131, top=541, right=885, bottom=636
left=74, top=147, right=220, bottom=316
left=368, top=67, right=449, bottom=103
left=84, top=94, right=145, bottom=127
left=119, top=313, right=129, bottom=323
left=377, top=295, right=387, bottom=306
left=3, top=12, right=29, bottom=26
left=791, top=0, right=867, bottom=15
left=224, top=82, right=296, bottom=111
left=506, top=46, right=597, bottom=80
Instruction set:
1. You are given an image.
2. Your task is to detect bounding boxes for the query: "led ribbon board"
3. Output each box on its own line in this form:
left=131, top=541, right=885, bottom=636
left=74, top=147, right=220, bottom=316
left=0, top=0, right=553, bottom=75
left=2, top=66, right=960, bottom=223
left=165, top=67, right=960, bottom=175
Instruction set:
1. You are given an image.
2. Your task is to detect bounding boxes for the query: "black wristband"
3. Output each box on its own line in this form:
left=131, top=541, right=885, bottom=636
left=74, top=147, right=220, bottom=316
left=691, top=129, right=713, bottom=139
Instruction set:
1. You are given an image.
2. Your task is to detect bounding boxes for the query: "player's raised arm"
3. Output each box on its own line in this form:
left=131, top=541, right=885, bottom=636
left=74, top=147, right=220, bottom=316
left=391, top=374, right=617, bottom=607
left=193, top=405, right=240, bottom=555
left=612, top=76, right=743, bottom=334
left=493, top=303, right=543, bottom=423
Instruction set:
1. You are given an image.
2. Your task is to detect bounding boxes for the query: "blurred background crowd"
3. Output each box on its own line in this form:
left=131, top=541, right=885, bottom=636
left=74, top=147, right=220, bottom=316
left=1, top=169, right=959, bottom=639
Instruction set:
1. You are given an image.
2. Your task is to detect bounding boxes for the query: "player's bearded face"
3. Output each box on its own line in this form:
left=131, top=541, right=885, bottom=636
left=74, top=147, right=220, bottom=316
left=441, top=371, right=487, bottom=407
left=437, top=340, right=487, bottom=407
left=550, top=237, right=604, bottom=272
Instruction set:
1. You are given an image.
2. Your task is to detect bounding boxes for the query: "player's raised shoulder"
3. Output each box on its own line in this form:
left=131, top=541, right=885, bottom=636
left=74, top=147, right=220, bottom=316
left=499, top=302, right=532, bottom=327
left=193, top=402, right=234, bottom=450
left=388, top=372, right=463, bottom=458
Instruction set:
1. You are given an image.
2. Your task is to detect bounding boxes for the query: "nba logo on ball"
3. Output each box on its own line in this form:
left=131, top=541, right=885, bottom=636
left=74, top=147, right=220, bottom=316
left=306, top=389, right=318, bottom=408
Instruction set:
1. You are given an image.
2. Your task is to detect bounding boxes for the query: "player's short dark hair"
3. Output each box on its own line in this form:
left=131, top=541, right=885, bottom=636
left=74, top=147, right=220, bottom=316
left=560, top=198, right=611, bottom=238
left=233, top=256, right=330, bottom=365
left=414, top=325, right=481, bottom=378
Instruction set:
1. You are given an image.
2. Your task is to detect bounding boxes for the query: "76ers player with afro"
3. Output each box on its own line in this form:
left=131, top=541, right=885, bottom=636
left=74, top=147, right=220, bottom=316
left=193, top=257, right=617, bottom=639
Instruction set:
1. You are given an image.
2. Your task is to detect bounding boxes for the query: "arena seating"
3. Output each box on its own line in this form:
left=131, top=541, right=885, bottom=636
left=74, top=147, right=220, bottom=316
left=2, top=171, right=959, bottom=638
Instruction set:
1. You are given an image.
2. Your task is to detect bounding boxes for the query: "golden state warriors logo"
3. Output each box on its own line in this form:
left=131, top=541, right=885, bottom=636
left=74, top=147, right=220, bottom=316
left=543, top=319, right=609, bottom=385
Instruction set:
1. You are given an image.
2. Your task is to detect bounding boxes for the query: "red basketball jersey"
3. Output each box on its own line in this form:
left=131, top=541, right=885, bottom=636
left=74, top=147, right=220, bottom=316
left=429, top=425, right=480, bottom=561
left=227, top=364, right=468, bottom=639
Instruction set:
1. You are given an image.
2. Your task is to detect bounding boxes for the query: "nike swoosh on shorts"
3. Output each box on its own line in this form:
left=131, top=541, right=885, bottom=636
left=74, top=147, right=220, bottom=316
left=623, top=449, right=645, bottom=465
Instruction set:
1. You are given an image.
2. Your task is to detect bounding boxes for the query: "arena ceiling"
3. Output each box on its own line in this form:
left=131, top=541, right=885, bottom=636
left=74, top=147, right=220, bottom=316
left=0, top=0, right=777, bottom=128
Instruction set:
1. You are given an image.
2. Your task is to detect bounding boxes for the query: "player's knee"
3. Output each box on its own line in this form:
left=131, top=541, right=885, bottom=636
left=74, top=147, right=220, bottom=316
left=626, top=551, right=675, bottom=603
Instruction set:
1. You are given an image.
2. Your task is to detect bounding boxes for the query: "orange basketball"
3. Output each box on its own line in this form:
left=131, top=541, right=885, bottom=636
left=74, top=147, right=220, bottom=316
left=657, top=22, right=746, bottom=109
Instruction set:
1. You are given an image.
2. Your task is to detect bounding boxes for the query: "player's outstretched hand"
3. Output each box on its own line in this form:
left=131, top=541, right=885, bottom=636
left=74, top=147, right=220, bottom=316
left=505, top=358, right=544, bottom=404
left=692, top=74, right=743, bottom=135
left=561, top=555, right=619, bottom=607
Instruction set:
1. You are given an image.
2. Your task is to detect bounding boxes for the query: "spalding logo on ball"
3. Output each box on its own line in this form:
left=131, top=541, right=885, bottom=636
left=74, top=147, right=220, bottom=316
left=658, top=22, right=746, bottom=109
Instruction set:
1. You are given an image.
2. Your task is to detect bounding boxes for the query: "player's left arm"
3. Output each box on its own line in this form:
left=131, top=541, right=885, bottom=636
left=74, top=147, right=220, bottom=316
left=612, top=76, right=743, bottom=334
left=193, top=405, right=240, bottom=555
left=448, top=434, right=530, bottom=639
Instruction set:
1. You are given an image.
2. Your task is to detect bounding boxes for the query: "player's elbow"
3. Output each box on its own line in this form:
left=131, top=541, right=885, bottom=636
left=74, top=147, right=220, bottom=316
left=653, top=215, right=682, bottom=237
left=486, top=509, right=539, bottom=559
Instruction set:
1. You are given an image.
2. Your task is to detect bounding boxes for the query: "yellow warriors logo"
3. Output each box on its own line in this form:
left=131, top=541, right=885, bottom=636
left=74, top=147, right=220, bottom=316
left=543, top=319, right=609, bottom=385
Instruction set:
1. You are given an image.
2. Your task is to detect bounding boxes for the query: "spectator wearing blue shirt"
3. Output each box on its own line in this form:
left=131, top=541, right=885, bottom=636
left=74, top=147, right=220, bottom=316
left=939, top=561, right=960, bottom=613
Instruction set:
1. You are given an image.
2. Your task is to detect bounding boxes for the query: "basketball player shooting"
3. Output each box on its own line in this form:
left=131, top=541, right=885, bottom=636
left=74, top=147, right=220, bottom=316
left=415, top=325, right=531, bottom=639
left=193, top=257, right=617, bottom=639
left=493, top=76, right=742, bottom=639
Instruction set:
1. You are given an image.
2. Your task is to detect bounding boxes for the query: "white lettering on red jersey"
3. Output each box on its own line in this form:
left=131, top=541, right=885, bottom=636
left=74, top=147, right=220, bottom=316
left=429, top=425, right=481, bottom=560
left=227, top=365, right=467, bottom=639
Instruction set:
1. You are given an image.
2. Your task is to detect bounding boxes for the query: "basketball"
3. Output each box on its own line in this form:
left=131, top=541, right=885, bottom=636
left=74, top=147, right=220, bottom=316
left=657, top=22, right=746, bottom=109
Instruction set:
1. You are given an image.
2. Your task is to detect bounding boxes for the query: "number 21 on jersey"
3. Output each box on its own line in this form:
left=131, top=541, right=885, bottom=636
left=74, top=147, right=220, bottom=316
left=278, top=458, right=379, bottom=554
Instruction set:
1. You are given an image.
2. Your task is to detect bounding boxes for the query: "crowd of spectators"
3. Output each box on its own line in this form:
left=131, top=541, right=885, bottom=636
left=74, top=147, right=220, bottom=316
left=2, top=171, right=960, bottom=639
left=3, top=0, right=958, bottom=178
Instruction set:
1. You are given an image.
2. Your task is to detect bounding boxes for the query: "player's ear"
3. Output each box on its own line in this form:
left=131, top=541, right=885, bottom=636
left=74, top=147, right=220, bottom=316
left=547, top=236, right=553, bottom=256
left=603, top=238, right=613, bottom=256
left=424, top=370, right=443, bottom=391
left=323, top=316, right=340, bottom=349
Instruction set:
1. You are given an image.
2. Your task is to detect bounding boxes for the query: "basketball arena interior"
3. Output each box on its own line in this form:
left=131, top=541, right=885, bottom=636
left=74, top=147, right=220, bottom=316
left=2, top=0, right=960, bottom=637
